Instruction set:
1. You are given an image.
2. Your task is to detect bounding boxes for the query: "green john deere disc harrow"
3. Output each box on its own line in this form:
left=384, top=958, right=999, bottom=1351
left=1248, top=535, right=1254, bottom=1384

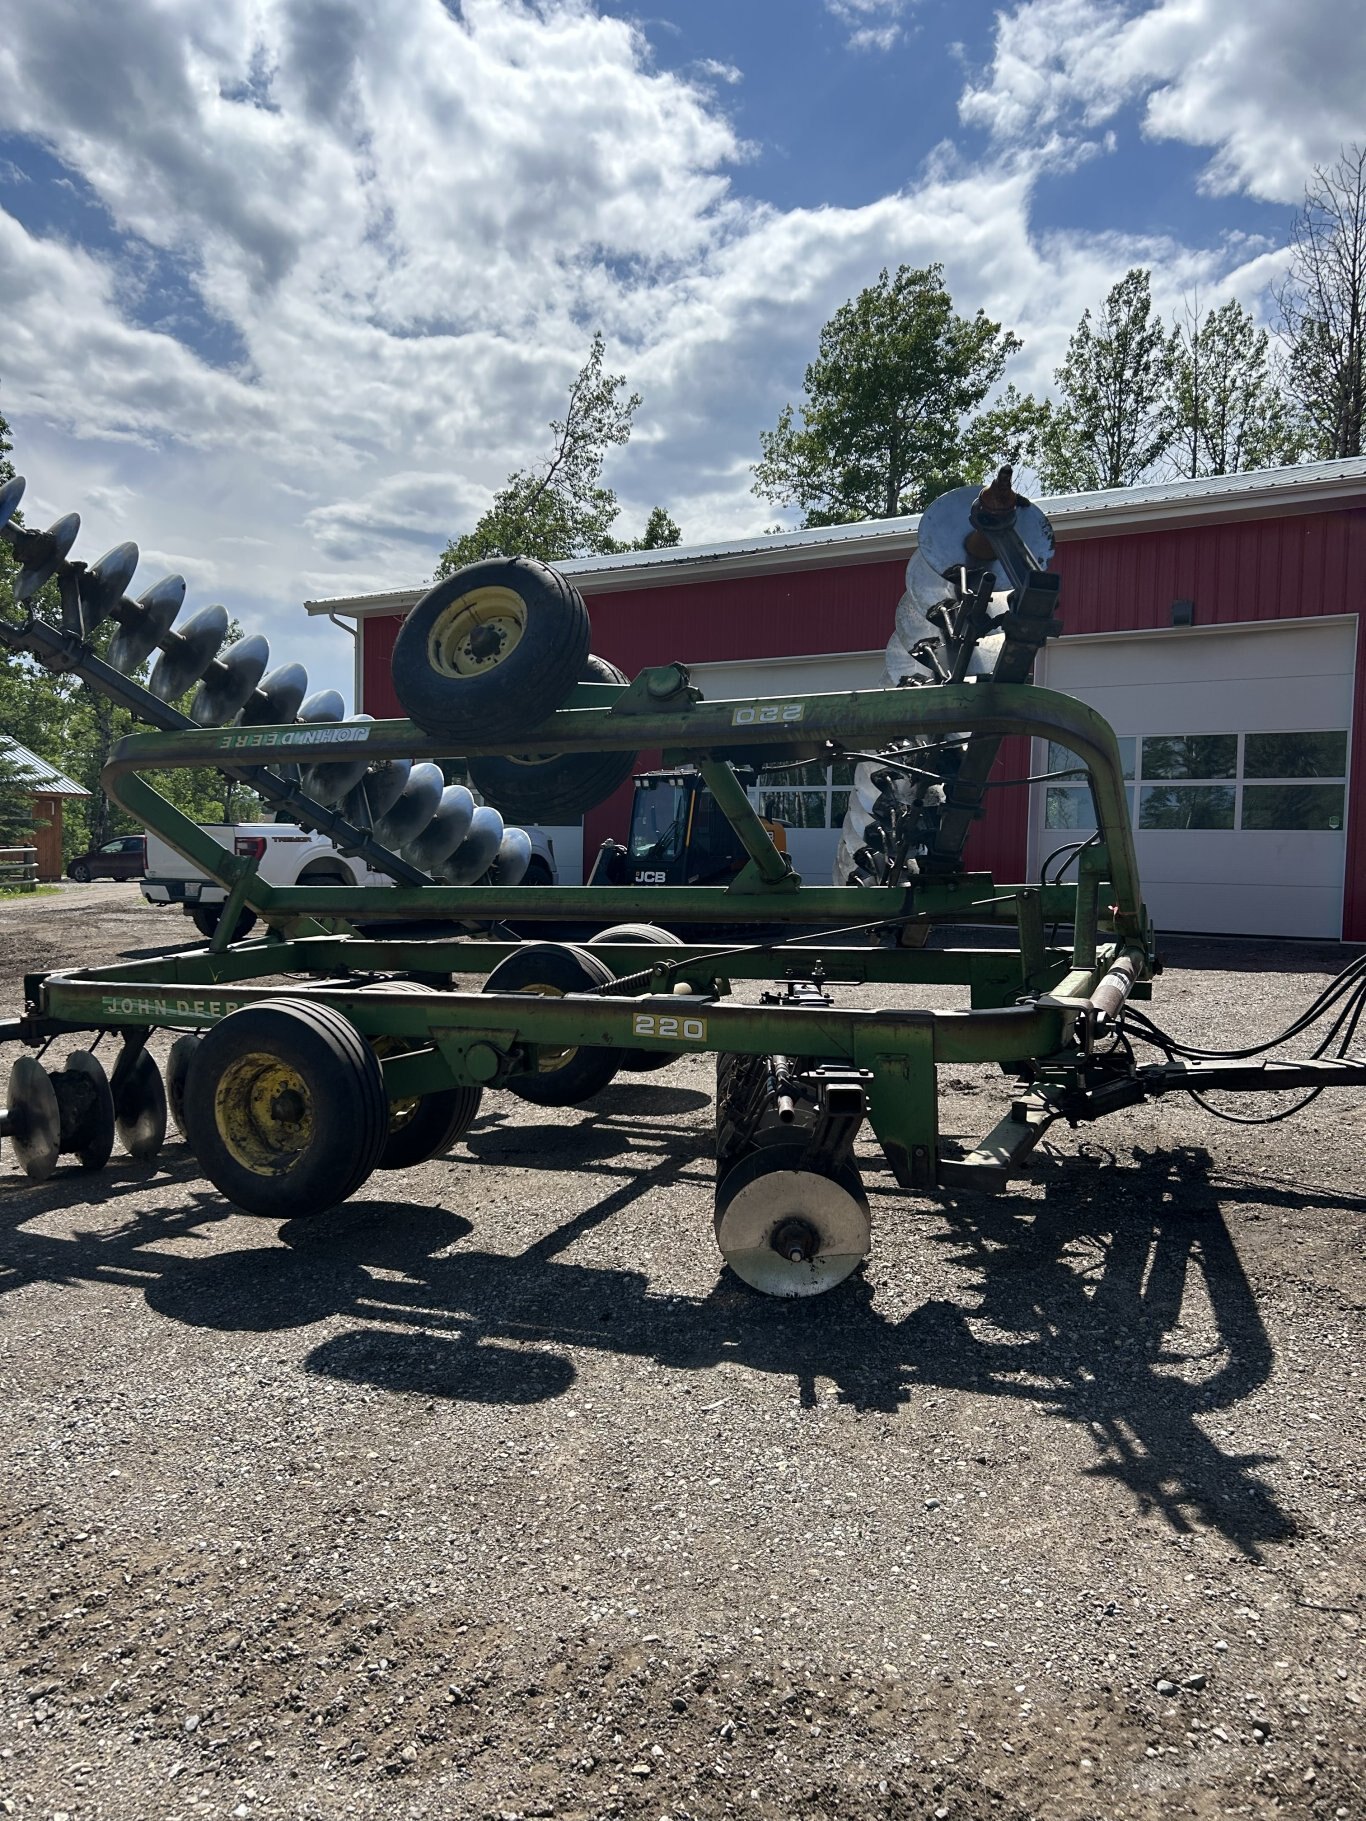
left=2, top=466, right=1362, bottom=1297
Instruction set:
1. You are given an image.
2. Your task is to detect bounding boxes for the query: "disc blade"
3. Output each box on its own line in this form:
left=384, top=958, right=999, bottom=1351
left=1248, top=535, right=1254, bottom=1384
left=301, top=713, right=373, bottom=805
left=489, top=825, right=532, bottom=886
left=299, top=689, right=345, bottom=723
left=439, top=804, right=504, bottom=882
left=112, top=1046, right=167, bottom=1162
left=149, top=603, right=229, bottom=702
left=62, top=1051, right=115, bottom=1171
left=241, top=661, right=309, bottom=727
left=917, top=481, right=1055, bottom=582
left=80, top=541, right=139, bottom=632
left=372, top=762, right=444, bottom=848
left=190, top=632, right=271, bottom=726
left=15, top=512, right=80, bottom=602
left=404, top=784, right=476, bottom=870
left=885, top=628, right=925, bottom=686
left=0, top=473, right=25, bottom=534
left=903, top=549, right=954, bottom=615
left=7, top=1056, right=60, bottom=1181
left=107, top=575, right=185, bottom=673
left=344, top=757, right=411, bottom=828
left=714, top=1159, right=870, bottom=1298
left=165, top=1033, right=201, bottom=1140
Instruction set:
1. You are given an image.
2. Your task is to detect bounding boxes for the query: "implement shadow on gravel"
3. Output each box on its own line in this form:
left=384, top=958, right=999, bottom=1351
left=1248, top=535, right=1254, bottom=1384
left=1, top=1130, right=1339, bottom=1558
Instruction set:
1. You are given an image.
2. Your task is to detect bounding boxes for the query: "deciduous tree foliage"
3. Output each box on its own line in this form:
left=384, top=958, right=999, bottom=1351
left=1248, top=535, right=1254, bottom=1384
left=1276, top=144, right=1366, bottom=461
left=1040, top=268, right=1174, bottom=493
left=437, top=334, right=678, bottom=572
left=1169, top=298, right=1303, bottom=479
left=752, top=264, right=1033, bottom=525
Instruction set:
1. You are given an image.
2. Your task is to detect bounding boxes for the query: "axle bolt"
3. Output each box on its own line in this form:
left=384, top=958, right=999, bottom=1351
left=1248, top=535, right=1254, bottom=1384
left=771, top=1217, right=819, bottom=1264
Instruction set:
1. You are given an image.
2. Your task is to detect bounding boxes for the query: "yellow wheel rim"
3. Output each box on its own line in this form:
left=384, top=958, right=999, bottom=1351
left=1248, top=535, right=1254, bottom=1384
left=511, top=983, right=576, bottom=1073
left=214, top=1051, right=314, bottom=1176
left=371, top=1031, right=423, bottom=1133
left=428, top=586, right=527, bottom=678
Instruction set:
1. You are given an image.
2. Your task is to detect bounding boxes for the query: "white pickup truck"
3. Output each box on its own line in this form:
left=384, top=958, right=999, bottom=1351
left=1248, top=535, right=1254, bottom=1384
left=141, top=822, right=557, bottom=940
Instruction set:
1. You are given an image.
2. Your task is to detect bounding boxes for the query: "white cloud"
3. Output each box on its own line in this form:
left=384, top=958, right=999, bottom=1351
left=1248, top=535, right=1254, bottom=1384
left=825, top=0, right=915, bottom=53
left=960, top=0, right=1365, bottom=203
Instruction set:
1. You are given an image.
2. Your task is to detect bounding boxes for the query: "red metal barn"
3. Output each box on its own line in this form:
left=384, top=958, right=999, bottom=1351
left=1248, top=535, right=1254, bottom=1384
left=313, top=460, right=1366, bottom=943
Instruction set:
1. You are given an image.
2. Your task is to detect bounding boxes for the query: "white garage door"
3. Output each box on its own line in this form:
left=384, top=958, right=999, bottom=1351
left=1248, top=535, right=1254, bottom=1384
left=1032, top=619, right=1356, bottom=940
left=690, top=651, right=882, bottom=880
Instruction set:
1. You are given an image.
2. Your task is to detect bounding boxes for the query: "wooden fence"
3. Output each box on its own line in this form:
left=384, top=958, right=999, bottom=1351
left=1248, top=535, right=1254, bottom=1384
left=0, top=846, right=39, bottom=892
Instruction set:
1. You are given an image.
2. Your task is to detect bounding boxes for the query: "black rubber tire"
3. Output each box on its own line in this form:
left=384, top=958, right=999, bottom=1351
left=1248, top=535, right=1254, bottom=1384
left=391, top=557, right=590, bottom=743
left=467, top=655, right=638, bottom=822
left=364, top=982, right=485, bottom=1170
left=523, top=859, right=553, bottom=886
left=482, top=942, right=623, bottom=1106
left=588, top=923, right=684, bottom=1072
left=191, top=903, right=258, bottom=943
left=68, top=861, right=91, bottom=884
left=184, top=997, right=388, bottom=1217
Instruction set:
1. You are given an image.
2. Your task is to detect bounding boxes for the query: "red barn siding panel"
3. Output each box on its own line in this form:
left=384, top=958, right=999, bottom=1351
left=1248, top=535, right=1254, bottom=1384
left=1344, top=620, right=1366, bottom=944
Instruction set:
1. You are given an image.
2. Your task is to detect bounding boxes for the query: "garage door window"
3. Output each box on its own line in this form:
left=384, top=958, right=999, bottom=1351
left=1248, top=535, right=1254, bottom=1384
left=753, top=761, right=856, bottom=829
left=1043, top=731, right=1348, bottom=833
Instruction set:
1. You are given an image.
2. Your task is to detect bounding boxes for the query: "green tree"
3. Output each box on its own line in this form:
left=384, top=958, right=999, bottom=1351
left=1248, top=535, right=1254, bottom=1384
left=437, top=333, right=643, bottom=573
left=634, top=506, right=681, bottom=550
left=1040, top=268, right=1175, bottom=493
left=1275, top=144, right=1366, bottom=460
left=1169, top=297, right=1304, bottom=479
left=0, top=738, right=35, bottom=848
left=752, top=264, right=1030, bottom=525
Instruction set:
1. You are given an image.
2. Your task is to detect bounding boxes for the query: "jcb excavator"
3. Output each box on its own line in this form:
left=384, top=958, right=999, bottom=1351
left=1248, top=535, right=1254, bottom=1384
left=587, top=767, right=787, bottom=887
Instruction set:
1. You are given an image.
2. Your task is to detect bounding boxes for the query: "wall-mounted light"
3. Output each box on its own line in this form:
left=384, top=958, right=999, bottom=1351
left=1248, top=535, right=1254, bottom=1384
left=1171, top=598, right=1195, bottom=627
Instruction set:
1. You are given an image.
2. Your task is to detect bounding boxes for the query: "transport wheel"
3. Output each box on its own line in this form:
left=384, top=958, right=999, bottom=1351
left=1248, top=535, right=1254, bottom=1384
left=166, top=1033, right=202, bottom=1139
left=390, top=558, right=589, bottom=743
left=111, top=1045, right=167, bottom=1163
left=713, top=1141, right=871, bottom=1298
left=467, top=655, right=638, bottom=821
left=588, top=923, right=684, bottom=1072
left=68, top=860, right=91, bottom=883
left=364, top=981, right=485, bottom=1170
left=481, top=942, right=622, bottom=1106
left=184, top=998, right=387, bottom=1217
left=191, top=903, right=258, bottom=943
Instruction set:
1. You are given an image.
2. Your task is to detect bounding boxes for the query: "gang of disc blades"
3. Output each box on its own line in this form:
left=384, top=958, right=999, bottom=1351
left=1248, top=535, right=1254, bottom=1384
left=7, top=1057, right=60, bottom=1181
left=61, top=1051, right=115, bottom=1171
left=108, top=575, right=185, bottom=673
left=149, top=602, right=230, bottom=702
left=190, top=632, right=271, bottom=726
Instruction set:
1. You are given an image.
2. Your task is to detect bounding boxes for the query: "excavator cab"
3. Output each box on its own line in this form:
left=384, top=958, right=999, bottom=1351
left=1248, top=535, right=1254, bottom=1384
left=588, top=769, right=787, bottom=887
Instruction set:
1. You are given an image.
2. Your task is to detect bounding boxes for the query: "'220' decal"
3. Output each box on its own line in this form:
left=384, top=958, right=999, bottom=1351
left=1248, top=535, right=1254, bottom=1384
left=632, top=1013, right=708, bottom=1042
left=731, top=702, right=805, bottom=725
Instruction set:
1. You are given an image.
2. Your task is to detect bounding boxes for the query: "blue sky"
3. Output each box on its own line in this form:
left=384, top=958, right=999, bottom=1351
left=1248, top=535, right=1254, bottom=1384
left=0, top=0, right=1358, bottom=701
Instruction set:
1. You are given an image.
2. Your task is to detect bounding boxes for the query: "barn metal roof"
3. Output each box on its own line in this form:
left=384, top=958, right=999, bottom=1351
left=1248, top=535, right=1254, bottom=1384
left=0, top=733, right=89, bottom=798
left=305, top=454, right=1366, bottom=617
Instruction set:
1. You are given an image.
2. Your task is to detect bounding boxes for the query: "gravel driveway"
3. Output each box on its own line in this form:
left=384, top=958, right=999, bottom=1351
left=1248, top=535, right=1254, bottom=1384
left=1, top=885, right=1362, bottom=1820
